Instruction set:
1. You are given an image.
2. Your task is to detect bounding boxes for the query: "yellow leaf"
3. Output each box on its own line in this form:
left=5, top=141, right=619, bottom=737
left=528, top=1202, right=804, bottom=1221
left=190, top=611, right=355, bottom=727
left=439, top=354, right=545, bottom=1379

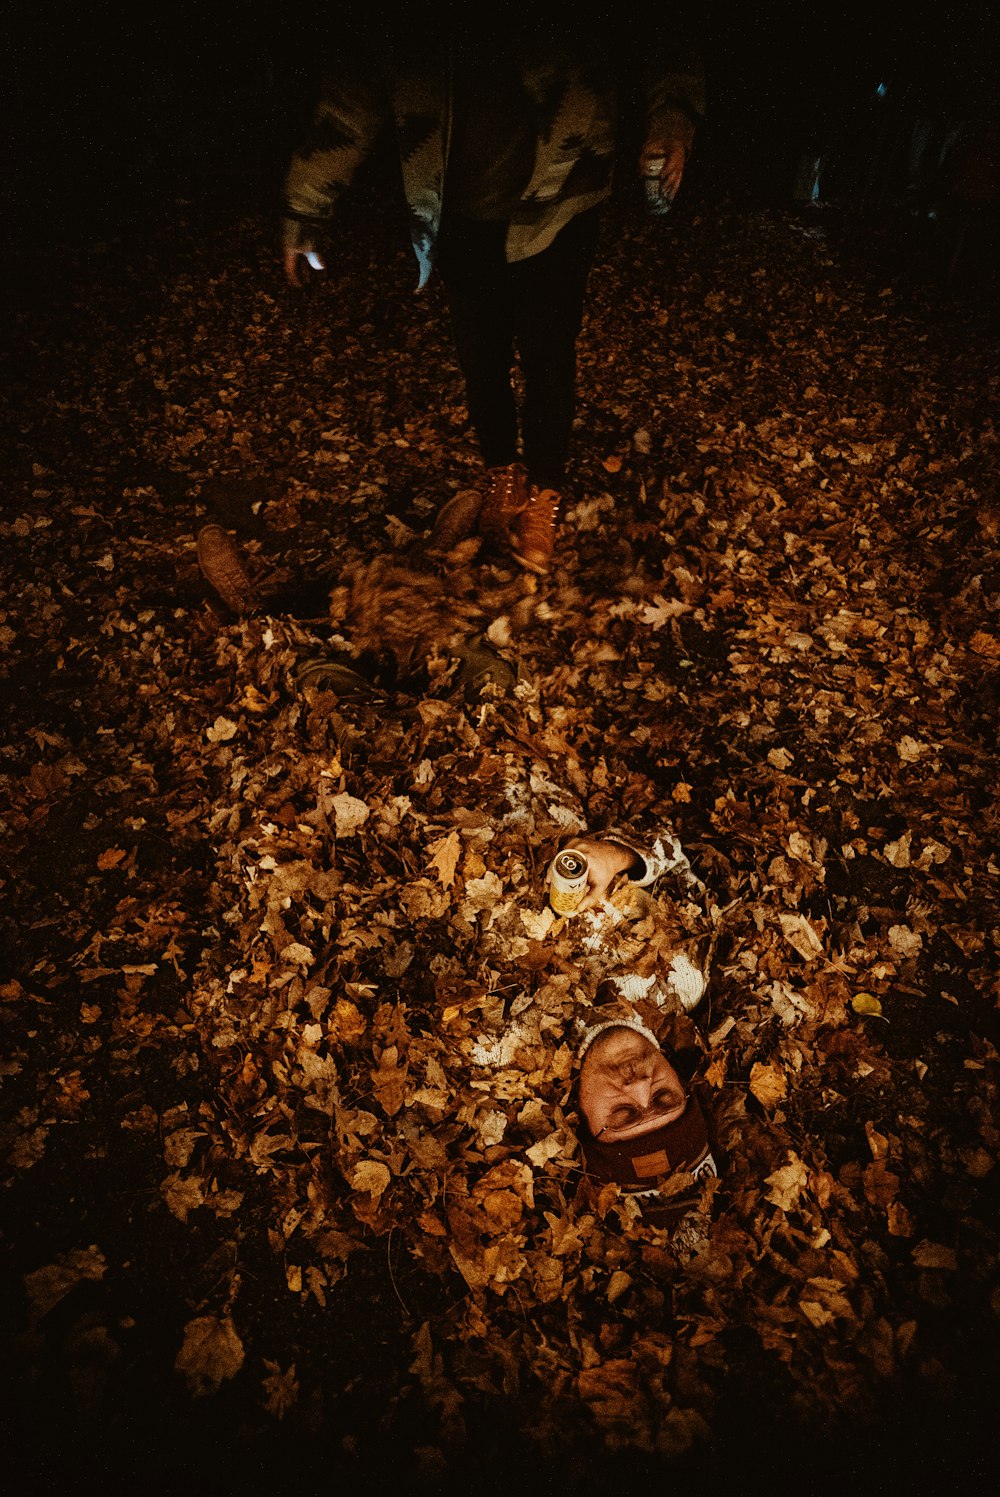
left=852, top=992, right=884, bottom=1018
left=331, top=999, right=366, bottom=1042
left=206, top=716, right=238, bottom=743
left=704, top=1054, right=727, bottom=1089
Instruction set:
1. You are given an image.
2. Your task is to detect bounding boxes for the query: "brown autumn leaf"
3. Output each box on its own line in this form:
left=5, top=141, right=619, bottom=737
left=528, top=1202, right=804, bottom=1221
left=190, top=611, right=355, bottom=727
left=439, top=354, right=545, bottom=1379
left=969, top=629, right=1000, bottom=659
left=778, top=912, right=824, bottom=961
left=24, top=1246, right=108, bottom=1320
left=427, top=829, right=462, bottom=888
left=764, top=1153, right=809, bottom=1211
left=261, top=1360, right=300, bottom=1419
left=749, top=1060, right=788, bottom=1109
left=160, top=1172, right=207, bottom=1223
left=175, top=1314, right=245, bottom=1395
left=371, top=1045, right=408, bottom=1116
left=912, top=1240, right=958, bottom=1271
left=350, top=1160, right=391, bottom=1202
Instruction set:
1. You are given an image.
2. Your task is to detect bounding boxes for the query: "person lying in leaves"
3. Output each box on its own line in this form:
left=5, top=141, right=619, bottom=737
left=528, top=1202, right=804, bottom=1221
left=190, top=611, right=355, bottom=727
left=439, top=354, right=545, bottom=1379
left=196, top=520, right=527, bottom=696
left=473, top=823, right=726, bottom=1232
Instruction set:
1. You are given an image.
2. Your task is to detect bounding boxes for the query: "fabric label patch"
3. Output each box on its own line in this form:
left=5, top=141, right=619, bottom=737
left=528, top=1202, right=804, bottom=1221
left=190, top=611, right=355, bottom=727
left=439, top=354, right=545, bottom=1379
left=631, top=1149, right=670, bottom=1178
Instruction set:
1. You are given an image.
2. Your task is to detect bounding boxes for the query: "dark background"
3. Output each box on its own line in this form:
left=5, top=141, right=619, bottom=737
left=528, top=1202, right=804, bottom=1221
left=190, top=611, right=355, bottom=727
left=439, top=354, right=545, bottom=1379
left=3, top=2, right=998, bottom=257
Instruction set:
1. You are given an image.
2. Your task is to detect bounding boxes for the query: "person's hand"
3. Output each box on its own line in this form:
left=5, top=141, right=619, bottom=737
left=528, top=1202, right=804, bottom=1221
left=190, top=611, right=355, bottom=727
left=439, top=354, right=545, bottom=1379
left=640, top=137, right=689, bottom=208
left=561, top=838, right=642, bottom=912
left=284, top=246, right=326, bottom=288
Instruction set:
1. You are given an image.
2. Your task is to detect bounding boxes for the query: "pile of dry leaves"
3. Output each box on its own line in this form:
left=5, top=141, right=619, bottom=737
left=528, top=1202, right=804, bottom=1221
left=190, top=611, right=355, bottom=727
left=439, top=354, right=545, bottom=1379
left=2, top=178, right=998, bottom=1492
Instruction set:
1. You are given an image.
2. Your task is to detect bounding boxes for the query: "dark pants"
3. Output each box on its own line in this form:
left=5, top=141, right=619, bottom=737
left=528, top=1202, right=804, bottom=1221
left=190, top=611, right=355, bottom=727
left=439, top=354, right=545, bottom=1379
left=435, top=207, right=601, bottom=489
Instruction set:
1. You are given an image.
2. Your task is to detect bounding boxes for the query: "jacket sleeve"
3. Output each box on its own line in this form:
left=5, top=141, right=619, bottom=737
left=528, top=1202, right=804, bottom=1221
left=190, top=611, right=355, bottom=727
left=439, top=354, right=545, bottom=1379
left=282, top=64, right=389, bottom=251
left=622, top=4, right=706, bottom=149
left=598, top=826, right=707, bottom=894
left=640, top=39, right=707, bottom=148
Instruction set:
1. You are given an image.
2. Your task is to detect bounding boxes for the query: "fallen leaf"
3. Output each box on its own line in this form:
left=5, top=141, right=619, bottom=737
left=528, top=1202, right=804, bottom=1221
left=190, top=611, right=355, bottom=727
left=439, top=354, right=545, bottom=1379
left=175, top=1314, right=245, bottom=1395
left=331, top=792, right=369, bottom=837
left=778, top=912, right=824, bottom=961
left=24, top=1246, right=107, bottom=1320
left=896, top=735, right=923, bottom=763
left=750, top=1060, right=788, bottom=1108
left=912, top=1240, right=958, bottom=1271
left=888, top=925, right=922, bottom=958
left=350, top=1159, right=391, bottom=1202
left=261, top=1360, right=299, bottom=1419
left=969, top=629, right=1000, bottom=659
left=206, top=716, right=238, bottom=743
left=765, top=1153, right=809, bottom=1211
left=428, top=829, right=461, bottom=888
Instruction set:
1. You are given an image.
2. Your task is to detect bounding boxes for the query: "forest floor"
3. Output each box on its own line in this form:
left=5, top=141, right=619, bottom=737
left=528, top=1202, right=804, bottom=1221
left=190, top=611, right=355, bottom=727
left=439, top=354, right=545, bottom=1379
left=2, top=170, right=999, bottom=1496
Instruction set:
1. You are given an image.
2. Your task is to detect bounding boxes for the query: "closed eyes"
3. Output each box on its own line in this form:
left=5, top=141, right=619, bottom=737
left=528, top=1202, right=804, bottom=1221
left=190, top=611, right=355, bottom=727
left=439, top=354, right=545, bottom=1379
left=604, top=1087, right=682, bottom=1130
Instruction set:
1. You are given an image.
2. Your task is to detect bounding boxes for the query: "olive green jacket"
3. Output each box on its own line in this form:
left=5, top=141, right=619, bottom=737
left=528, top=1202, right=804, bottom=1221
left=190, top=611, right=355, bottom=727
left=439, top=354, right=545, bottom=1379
left=283, top=18, right=705, bottom=286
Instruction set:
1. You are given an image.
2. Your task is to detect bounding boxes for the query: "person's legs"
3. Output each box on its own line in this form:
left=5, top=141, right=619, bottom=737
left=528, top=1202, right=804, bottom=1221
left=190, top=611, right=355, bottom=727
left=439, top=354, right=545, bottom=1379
left=436, top=215, right=519, bottom=469
left=512, top=207, right=601, bottom=489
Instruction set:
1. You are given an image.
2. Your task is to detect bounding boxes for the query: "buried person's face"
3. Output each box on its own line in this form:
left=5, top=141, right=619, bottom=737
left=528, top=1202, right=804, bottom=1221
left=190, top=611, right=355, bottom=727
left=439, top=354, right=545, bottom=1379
left=578, top=1027, right=687, bottom=1142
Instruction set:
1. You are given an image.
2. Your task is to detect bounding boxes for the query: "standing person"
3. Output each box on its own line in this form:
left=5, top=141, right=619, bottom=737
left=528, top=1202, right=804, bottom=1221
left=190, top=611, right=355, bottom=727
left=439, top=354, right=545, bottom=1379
left=281, top=7, right=705, bottom=574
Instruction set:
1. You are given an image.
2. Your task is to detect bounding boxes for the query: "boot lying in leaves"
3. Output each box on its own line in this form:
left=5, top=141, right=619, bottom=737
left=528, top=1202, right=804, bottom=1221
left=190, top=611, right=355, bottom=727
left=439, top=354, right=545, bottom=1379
left=453, top=637, right=518, bottom=697
left=197, top=524, right=262, bottom=615
left=198, top=525, right=522, bottom=692
left=294, top=656, right=385, bottom=698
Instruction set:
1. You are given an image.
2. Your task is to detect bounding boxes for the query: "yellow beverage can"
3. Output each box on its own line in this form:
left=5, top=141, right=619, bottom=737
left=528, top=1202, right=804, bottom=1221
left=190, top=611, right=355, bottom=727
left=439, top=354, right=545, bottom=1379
left=548, top=849, right=589, bottom=915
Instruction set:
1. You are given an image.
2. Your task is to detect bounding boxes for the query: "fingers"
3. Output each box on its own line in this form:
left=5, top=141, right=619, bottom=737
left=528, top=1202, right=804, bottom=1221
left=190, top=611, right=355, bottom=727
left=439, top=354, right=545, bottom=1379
left=283, top=247, right=304, bottom=288
left=283, top=248, right=326, bottom=288
left=641, top=138, right=689, bottom=200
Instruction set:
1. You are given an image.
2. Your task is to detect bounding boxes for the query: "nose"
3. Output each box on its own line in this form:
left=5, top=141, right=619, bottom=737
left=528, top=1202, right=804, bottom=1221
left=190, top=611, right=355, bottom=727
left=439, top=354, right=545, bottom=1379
left=622, top=1074, right=655, bottom=1111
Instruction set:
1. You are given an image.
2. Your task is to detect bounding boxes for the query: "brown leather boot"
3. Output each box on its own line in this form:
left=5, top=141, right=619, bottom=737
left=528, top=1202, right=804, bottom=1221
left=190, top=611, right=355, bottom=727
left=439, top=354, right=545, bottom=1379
left=196, top=524, right=261, bottom=614
left=478, top=462, right=529, bottom=545
left=427, top=487, right=483, bottom=551
left=510, top=486, right=560, bottom=574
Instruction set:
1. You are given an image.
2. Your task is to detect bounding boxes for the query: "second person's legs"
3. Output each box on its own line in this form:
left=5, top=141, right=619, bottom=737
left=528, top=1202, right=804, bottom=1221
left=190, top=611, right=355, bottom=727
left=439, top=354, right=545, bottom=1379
left=512, top=207, right=601, bottom=490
